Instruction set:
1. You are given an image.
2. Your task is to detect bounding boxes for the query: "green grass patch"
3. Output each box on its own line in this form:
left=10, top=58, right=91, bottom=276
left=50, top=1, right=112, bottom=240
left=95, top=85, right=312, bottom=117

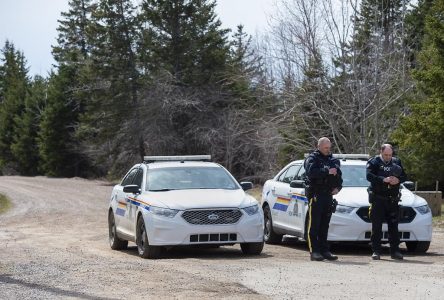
left=0, top=193, right=11, bottom=214
left=432, top=204, right=444, bottom=228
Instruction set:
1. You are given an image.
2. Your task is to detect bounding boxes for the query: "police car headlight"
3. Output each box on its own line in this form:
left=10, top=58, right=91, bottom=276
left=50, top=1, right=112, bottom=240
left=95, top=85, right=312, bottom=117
left=415, top=205, right=431, bottom=215
left=243, top=204, right=259, bottom=216
left=150, top=206, right=179, bottom=218
left=335, top=205, right=355, bottom=214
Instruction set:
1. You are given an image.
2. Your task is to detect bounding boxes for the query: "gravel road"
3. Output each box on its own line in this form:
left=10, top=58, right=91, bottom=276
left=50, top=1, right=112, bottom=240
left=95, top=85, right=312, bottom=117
left=0, top=176, right=443, bottom=299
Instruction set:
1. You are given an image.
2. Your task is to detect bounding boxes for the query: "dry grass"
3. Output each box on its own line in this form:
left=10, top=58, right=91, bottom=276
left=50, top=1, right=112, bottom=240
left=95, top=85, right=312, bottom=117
left=0, top=193, right=11, bottom=214
left=432, top=204, right=444, bottom=228
left=246, top=186, right=263, bottom=203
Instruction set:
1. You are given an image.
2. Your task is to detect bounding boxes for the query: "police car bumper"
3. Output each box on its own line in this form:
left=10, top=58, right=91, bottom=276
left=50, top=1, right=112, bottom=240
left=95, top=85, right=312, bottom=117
left=327, top=207, right=433, bottom=242
left=143, top=209, right=264, bottom=246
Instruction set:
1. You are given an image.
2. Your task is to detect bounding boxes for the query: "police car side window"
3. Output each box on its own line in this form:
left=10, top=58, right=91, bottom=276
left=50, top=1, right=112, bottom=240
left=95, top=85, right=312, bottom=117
left=282, top=165, right=300, bottom=184
left=277, top=168, right=289, bottom=182
left=295, top=166, right=306, bottom=180
left=132, top=168, right=143, bottom=188
left=121, top=169, right=138, bottom=186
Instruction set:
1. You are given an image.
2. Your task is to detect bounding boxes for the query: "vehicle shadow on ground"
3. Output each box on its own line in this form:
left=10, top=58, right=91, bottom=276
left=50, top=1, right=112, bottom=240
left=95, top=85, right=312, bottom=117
left=0, top=274, right=116, bottom=300
left=278, top=236, right=438, bottom=265
left=121, top=245, right=274, bottom=260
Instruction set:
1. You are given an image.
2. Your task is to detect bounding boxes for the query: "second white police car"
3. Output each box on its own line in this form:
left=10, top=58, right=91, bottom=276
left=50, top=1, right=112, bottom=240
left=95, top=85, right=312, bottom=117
left=108, top=155, right=264, bottom=259
left=262, top=154, right=432, bottom=252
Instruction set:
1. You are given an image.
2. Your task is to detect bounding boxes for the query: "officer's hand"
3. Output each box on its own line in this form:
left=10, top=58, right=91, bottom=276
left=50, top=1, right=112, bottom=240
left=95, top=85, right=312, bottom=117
left=389, top=176, right=400, bottom=185
left=383, top=177, right=391, bottom=183
left=329, top=168, right=337, bottom=175
left=331, top=188, right=339, bottom=195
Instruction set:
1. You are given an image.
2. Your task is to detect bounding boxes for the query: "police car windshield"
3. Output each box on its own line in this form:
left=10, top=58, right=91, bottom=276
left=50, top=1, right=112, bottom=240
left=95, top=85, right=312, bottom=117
left=147, top=167, right=239, bottom=191
left=341, top=165, right=370, bottom=187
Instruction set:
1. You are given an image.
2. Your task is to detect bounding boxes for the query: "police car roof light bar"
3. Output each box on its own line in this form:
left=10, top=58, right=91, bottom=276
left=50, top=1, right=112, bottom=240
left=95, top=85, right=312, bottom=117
left=303, top=153, right=369, bottom=160
left=143, top=155, right=212, bottom=163
left=332, top=154, right=369, bottom=160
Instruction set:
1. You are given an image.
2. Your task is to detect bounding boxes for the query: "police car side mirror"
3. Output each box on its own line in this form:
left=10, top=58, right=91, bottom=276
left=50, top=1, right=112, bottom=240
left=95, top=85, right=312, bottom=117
left=403, top=181, right=415, bottom=191
left=240, top=182, right=253, bottom=191
left=123, top=184, right=141, bottom=194
left=290, top=180, right=305, bottom=189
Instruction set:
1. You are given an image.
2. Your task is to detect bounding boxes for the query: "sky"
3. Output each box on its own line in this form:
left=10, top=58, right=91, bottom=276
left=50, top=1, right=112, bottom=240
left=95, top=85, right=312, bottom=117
left=0, top=0, right=275, bottom=77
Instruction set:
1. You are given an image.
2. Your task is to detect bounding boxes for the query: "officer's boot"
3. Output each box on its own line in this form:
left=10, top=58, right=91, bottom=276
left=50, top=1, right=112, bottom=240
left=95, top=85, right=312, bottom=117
left=391, top=251, right=403, bottom=260
left=310, top=252, right=325, bottom=261
left=321, top=251, right=338, bottom=261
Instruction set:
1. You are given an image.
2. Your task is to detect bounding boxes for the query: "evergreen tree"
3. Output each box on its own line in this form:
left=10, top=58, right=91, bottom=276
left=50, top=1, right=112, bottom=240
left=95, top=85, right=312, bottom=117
left=405, top=0, right=434, bottom=67
left=393, top=0, right=444, bottom=186
left=78, top=0, right=144, bottom=175
left=11, top=76, right=47, bottom=175
left=0, top=41, right=29, bottom=173
left=140, top=0, right=230, bottom=85
left=137, top=0, right=232, bottom=157
left=38, top=0, right=94, bottom=177
left=224, top=25, right=265, bottom=109
left=38, top=66, right=87, bottom=177
left=53, top=0, right=92, bottom=65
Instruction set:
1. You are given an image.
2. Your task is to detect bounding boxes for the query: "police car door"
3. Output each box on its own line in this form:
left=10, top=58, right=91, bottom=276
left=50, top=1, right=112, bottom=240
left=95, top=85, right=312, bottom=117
left=273, top=164, right=300, bottom=230
left=115, top=168, right=138, bottom=236
left=126, top=167, right=144, bottom=234
left=287, top=165, right=308, bottom=233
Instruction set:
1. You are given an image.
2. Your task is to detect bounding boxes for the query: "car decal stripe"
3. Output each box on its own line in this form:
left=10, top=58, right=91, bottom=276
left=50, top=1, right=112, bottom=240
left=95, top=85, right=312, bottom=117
left=116, top=208, right=126, bottom=216
left=291, top=193, right=308, bottom=202
left=273, top=203, right=289, bottom=212
left=127, top=197, right=151, bottom=211
left=276, top=197, right=291, bottom=204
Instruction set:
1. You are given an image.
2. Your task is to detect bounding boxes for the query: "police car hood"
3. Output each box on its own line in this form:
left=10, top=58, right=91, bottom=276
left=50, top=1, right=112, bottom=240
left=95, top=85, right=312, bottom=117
left=336, top=187, right=426, bottom=207
left=145, top=189, right=257, bottom=210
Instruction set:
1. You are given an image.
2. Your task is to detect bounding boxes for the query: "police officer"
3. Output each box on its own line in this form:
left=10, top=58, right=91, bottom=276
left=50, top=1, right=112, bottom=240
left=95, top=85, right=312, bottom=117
left=304, top=137, right=342, bottom=261
left=366, top=144, right=406, bottom=260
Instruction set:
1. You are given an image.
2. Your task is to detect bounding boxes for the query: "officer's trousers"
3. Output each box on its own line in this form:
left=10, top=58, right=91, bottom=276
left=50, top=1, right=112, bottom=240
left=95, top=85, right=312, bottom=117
left=370, top=196, right=400, bottom=253
left=307, top=192, right=333, bottom=254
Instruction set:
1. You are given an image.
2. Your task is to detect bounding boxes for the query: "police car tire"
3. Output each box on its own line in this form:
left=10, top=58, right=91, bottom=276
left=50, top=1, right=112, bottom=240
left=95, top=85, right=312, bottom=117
left=108, top=211, right=128, bottom=250
left=405, top=241, right=430, bottom=253
left=263, top=205, right=283, bottom=244
left=240, top=242, right=264, bottom=255
left=136, top=216, right=162, bottom=259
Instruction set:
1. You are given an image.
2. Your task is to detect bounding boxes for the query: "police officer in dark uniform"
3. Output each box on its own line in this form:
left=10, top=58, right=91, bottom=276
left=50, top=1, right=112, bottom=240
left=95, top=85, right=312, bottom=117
left=304, top=137, right=343, bottom=261
left=366, top=144, right=407, bottom=260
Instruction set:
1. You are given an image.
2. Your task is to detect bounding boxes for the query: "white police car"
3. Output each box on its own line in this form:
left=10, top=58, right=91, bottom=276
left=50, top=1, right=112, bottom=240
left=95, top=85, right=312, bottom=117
left=108, top=155, right=264, bottom=258
left=262, top=154, right=433, bottom=252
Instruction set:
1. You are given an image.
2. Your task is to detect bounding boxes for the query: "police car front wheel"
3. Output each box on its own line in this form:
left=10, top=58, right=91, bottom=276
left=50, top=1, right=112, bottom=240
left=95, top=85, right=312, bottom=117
left=405, top=241, right=430, bottom=253
left=263, top=205, right=283, bottom=244
left=108, top=211, right=128, bottom=250
left=136, top=216, right=162, bottom=259
left=240, top=242, right=264, bottom=255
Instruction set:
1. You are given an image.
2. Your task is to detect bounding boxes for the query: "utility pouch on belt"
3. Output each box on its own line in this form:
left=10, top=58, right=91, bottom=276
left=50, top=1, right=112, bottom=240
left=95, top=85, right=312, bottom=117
left=367, top=187, right=374, bottom=204
left=305, top=185, right=314, bottom=201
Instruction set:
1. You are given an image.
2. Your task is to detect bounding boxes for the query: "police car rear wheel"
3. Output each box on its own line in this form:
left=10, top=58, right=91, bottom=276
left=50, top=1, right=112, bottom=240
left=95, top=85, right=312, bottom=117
left=240, top=242, right=264, bottom=255
left=405, top=241, right=430, bottom=253
left=136, top=216, right=162, bottom=259
left=263, top=205, right=283, bottom=244
left=108, top=211, right=128, bottom=250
